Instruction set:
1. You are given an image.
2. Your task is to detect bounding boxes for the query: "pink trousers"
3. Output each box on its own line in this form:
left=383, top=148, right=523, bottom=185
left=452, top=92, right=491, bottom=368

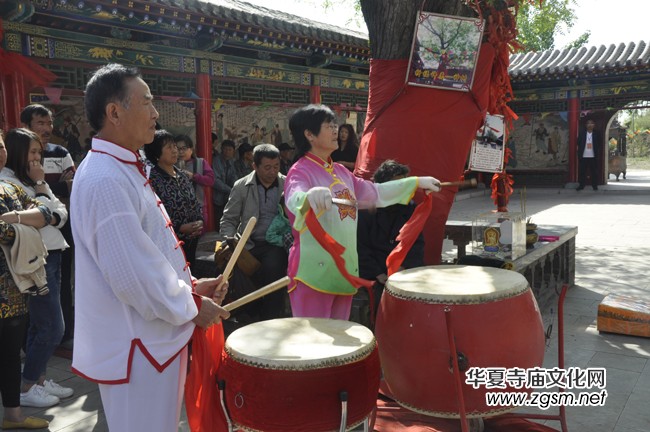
left=289, top=281, right=353, bottom=320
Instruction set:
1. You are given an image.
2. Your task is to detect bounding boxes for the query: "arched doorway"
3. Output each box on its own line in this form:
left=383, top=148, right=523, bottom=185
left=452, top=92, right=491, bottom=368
left=605, top=100, right=650, bottom=183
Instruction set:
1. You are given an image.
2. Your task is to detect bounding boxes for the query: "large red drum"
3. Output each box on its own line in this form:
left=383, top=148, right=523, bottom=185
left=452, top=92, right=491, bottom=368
left=219, top=318, right=380, bottom=431
left=375, top=265, right=545, bottom=418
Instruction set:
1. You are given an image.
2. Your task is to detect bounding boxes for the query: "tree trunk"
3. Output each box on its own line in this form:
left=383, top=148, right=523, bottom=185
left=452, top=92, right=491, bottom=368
left=360, top=0, right=475, bottom=60
left=357, top=0, right=494, bottom=264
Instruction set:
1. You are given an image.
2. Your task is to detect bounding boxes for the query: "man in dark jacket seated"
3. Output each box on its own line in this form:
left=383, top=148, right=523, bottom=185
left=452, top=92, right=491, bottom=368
left=356, top=160, right=425, bottom=326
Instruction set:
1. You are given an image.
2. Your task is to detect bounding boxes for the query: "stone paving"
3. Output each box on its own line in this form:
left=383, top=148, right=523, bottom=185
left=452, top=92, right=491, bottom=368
left=2, top=169, right=649, bottom=432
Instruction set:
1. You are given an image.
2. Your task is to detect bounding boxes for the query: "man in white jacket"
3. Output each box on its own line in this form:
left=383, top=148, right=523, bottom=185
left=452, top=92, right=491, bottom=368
left=71, top=63, right=230, bottom=432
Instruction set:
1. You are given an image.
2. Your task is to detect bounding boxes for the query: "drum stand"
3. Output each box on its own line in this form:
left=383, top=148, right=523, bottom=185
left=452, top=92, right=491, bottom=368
left=497, top=283, right=569, bottom=432
left=446, top=284, right=570, bottom=432
left=339, top=391, right=371, bottom=432
left=370, top=284, right=569, bottom=432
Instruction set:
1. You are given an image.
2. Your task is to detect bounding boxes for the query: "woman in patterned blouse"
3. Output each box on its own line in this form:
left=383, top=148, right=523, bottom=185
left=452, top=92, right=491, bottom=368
left=0, top=130, right=53, bottom=430
left=144, top=130, right=203, bottom=268
left=174, top=134, right=215, bottom=234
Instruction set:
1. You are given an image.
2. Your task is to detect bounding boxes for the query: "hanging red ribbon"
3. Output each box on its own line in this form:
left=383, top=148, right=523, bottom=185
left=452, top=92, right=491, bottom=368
left=304, top=207, right=377, bottom=322
left=184, top=324, right=228, bottom=432
left=304, top=208, right=374, bottom=291
left=386, top=193, right=434, bottom=276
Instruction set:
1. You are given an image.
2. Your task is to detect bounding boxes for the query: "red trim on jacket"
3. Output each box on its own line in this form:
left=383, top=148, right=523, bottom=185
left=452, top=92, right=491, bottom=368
left=71, top=337, right=190, bottom=384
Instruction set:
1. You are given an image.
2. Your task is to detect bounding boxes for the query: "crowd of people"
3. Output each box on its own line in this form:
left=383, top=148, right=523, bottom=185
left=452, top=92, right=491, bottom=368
left=0, top=63, right=442, bottom=431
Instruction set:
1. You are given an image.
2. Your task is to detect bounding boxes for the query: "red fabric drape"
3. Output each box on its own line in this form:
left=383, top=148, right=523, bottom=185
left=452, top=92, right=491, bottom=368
left=0, top=19, right=58, bottom=89
left=184, top=324, right=228, bottom=432
left=385, top=193, right=433, bottom=276
left=355, top=44, right=495, bottom=264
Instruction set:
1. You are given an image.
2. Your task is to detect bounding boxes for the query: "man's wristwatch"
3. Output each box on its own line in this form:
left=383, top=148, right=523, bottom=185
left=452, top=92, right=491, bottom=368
left=35, top=180, right=46, bottom=186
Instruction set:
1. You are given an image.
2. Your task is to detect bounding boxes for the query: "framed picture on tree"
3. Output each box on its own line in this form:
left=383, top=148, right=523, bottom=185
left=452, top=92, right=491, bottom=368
left=406, top=12, right=484, bottom=91
left=469, top=113, right=506, bottom=173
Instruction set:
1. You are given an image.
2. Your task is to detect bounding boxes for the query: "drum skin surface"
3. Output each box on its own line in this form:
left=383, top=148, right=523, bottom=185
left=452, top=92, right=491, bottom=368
left=375, top=265, right=545, bottom=418
left=219, top=318, right=380, bottom=431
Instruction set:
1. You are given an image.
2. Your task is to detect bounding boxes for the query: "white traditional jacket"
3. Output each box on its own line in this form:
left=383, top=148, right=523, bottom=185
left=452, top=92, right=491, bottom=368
left=71, top=138, right=198, bottom=383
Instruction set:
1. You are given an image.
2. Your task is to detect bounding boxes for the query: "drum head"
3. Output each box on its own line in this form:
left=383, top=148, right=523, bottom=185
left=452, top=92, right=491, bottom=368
left=225, top=317, right=376, bottom=370
left=385, top=265, right=529, bottom=304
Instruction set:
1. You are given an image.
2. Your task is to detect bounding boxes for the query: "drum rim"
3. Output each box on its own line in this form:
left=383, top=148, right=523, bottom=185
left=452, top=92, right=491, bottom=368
left=225, top=342, right=377, bottom=370
left=232, top=416, right=370, bottom=432
left=389, top=396, right=518, bottom=418
left=225, top=317, right=377, bottom=370
left=385, top=265, right=529, bottom=304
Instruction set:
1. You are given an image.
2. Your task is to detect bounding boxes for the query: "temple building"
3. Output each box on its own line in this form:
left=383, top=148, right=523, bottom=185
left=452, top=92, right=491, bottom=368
left=2, top=0, right=650, bottom=204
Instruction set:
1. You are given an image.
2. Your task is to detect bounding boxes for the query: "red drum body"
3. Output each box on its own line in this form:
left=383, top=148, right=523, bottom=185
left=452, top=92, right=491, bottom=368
left=375, top=265, right=545, bottom=418
left=219, top=318, right=380, bottom=432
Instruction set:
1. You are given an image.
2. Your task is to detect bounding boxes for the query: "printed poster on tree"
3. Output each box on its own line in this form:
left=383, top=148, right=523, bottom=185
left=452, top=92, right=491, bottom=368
left=406, top=12, right=484, bottom=91
left=469, top=114, right=506, bottom=173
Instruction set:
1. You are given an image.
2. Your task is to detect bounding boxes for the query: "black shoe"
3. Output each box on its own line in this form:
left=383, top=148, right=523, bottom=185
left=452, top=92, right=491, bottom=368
left=593, top=186, right=598, bottom=191
left=576, top=186, right=584, bottom=191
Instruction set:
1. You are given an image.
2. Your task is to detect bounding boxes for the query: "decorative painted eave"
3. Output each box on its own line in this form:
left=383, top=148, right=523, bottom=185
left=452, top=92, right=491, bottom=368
left=178, top=0, right=368, bottom=45
left=21, top=0, right=370, bottom=68
left=509, top=41, right=650, bottom=81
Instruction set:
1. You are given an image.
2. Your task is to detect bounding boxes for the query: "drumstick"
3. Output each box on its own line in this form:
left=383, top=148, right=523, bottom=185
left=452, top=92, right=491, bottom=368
left=224, top=276, right=290, bottom=312
left=332, top=197, right=357, bottom=207
left=216, top=217, right=257, bottom=289
left=439, top=178, right=478, bottom=188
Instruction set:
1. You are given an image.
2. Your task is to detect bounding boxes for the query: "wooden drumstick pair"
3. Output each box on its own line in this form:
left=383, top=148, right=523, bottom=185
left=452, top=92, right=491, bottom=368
left=214, top=216, right=290, bottom=313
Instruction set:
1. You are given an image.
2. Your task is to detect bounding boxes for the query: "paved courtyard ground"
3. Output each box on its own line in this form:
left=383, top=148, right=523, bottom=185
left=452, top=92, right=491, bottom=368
left=2, top=170, right=649, bottom=431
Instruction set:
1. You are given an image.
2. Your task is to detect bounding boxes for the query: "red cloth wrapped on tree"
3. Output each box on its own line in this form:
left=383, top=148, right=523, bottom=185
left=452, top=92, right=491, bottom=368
left=355, top=44, right=495, bottom=263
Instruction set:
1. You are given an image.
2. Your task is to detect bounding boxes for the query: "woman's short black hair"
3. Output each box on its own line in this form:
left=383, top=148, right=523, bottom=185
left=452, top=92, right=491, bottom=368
left=289, top=104, right=336, bottom=159
left=144, top=130, right=175, bottom=165
left=4, top=128, right=41, bottom=186
left=373, top=160, right=410, bottom=184
left=174, top=134, right=194, bottom=149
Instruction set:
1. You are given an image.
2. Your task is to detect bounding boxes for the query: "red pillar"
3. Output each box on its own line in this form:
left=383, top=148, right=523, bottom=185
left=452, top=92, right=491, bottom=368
left=1, top=72, right=27, bottom=129
left=568, top=96, right=580, bottom=182
left=310, top=85, right=321, bottom=104
left=196, top=74, right=215, bottom=231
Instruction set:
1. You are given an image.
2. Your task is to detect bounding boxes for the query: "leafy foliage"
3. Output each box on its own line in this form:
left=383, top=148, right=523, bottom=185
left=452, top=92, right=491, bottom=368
left=622, top=108, right=650, bottom=158
left=417, top=17, right=480, bottom=69
left=516, top=0, right=589, bottom=52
